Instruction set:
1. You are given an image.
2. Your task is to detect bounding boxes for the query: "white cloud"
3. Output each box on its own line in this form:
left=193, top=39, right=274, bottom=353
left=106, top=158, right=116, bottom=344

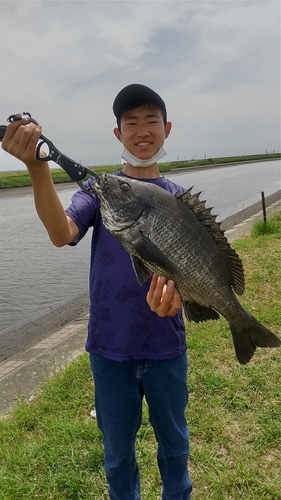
left=0, top=1, right=280, bottom=171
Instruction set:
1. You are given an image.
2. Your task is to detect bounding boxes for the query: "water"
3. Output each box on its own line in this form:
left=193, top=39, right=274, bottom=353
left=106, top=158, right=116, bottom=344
left=0, top=185, right=92, bottom=333
left=0, top=160, right=280, bottom=334
left=165, top=160, right=280, bottom=219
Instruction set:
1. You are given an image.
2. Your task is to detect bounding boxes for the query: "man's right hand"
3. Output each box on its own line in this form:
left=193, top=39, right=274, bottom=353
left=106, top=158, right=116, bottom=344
left=1, top=119, right=44, bottom=169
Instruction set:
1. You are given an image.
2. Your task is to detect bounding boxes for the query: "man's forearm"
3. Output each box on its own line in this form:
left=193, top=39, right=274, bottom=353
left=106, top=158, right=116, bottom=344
left=27, top=161, right=77, bottom=247
left=1, top=119, right=78, bottom=247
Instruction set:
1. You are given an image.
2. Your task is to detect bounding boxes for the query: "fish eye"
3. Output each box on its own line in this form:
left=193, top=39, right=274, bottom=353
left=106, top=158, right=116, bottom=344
left=120, top=182, right=130, bottom=191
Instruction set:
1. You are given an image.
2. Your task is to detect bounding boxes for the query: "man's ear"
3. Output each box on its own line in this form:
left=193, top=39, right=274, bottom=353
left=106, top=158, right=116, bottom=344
left=113, top=127, right=122, bottom=143
left=165, top=121, right=172, bottom=139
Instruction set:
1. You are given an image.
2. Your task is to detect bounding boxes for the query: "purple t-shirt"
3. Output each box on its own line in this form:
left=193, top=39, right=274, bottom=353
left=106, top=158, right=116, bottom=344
left=65, top=171, right=187, bottom=361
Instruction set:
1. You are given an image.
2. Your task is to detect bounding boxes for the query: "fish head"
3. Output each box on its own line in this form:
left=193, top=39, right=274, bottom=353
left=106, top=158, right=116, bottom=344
left=91, top=173, right=155, bottom=232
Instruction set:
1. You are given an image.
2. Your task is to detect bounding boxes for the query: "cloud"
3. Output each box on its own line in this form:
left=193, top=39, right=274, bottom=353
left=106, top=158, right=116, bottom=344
left=0, top=1, right=280, bottom=171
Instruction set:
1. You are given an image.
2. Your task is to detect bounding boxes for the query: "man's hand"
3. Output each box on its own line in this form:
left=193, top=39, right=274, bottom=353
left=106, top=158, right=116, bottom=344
left=146, top=274, right=182, bottom=317
left=1, top=119, right=43, bottom=168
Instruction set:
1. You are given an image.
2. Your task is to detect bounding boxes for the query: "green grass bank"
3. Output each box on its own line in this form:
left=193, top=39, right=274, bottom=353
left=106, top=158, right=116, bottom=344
left=0, top=212, right=280, bottom=499
left=0, top=153, right=280, bottom=189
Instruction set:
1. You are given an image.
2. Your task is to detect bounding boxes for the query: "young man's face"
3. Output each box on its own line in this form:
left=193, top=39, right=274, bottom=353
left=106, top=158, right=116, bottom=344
left=114, top=104, right=171, bottom=160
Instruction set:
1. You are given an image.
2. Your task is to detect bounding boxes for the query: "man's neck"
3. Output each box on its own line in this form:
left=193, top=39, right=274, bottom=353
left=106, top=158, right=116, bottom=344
left=122, top=162, right=162, bottom=179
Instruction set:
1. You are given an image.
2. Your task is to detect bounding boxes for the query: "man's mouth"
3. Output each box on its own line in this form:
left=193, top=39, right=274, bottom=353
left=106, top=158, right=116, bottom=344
left=136, top=142, right=152, bottom=146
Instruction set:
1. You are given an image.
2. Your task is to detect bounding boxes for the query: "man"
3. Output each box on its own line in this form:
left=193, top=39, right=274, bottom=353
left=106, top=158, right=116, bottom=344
left=2, top=84, right=192, bottom=499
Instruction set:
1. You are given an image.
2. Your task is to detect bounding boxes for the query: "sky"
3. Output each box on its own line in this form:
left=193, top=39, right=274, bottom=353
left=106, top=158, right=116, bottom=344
left=0, top=0, right=280, bottom=172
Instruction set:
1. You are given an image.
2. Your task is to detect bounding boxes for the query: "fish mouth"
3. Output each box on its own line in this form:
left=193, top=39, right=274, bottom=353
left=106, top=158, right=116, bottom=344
left=91, top=172, right=108, bottom=194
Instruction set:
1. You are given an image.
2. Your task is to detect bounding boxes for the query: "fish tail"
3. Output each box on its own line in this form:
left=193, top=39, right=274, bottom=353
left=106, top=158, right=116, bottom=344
left=229, top=312, right=281, bottom=364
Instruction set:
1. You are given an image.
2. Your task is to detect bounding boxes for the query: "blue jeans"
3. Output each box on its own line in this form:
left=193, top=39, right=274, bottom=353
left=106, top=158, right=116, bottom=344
left=89, top=353, right=192, bottom=500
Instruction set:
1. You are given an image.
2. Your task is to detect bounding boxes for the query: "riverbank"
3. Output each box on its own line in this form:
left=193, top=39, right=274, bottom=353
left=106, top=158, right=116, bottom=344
left=0, top=153, right=280, bottom=189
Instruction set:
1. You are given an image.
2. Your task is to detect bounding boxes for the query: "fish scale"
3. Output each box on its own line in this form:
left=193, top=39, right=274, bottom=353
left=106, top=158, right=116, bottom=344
left=141, top=192, right=232, bottom=305
left=92, top=173, right=280, bottom=364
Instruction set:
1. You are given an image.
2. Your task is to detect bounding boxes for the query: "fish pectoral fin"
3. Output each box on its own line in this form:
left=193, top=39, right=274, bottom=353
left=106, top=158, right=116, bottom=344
left=132, top=231, right=184, bottom=279
left=183, top=301, right=220, bottom=323
left=131, top=256, right=152, bottom=285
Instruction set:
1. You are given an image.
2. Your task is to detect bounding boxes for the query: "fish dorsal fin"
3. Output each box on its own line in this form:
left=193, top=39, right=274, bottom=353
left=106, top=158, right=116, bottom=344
left=176, top=188, right=245, bottom=295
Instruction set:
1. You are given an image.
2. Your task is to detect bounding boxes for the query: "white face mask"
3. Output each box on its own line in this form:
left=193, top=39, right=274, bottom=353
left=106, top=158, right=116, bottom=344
left=121, top=146, right=167, bottom=168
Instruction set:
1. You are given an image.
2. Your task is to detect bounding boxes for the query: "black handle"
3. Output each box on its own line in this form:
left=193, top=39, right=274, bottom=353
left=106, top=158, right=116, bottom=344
left=35, top=136, right=57, bottom=162
left=0, top=125, right=7, bottom=141
left=35, top=135, right=88, bottom=181
left=52, top=155, right=89, bottom=182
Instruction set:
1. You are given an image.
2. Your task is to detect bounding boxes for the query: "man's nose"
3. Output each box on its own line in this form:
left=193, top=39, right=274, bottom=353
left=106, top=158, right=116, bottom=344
left=136, top=126, right=150, bottom=136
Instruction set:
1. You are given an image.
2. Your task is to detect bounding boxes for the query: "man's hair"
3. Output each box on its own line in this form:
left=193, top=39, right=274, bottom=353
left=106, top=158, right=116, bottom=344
left=113, top=83, right=167, bottom=130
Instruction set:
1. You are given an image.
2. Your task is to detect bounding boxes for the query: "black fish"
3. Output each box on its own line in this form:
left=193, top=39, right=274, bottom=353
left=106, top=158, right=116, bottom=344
left=92, top=173, right=280, bottom=364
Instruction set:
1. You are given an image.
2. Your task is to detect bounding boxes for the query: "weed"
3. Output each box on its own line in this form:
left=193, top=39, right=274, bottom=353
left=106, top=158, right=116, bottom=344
left=252, top=220, right=280, bottom=237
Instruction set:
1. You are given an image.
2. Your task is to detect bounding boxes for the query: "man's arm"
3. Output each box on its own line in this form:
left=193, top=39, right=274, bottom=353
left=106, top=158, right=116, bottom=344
left=1, top=119, right=79, bottom=246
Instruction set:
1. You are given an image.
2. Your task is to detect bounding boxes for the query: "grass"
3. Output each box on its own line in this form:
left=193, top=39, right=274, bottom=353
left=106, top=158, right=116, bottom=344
left=159, top=152, right=281, bottom=172
left=0, top=153, right=280, bottom=188
left=0, top=213, right=280, bottom=499
left=0, top=165, right=121, bottom=189
left=252, top=219, right=280, bottom=237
